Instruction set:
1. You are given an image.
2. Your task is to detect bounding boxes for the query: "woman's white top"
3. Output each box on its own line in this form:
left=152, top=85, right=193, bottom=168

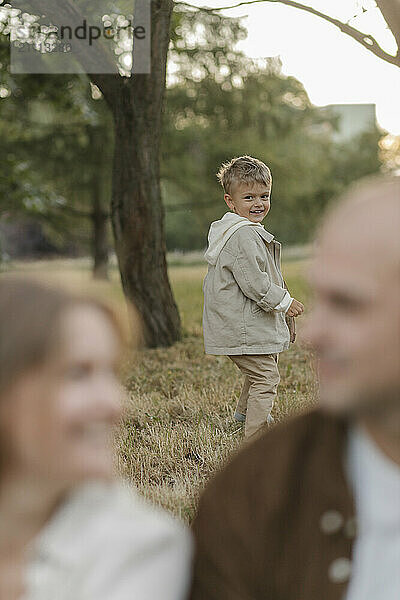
left=23, top=481, right=192, bottom=600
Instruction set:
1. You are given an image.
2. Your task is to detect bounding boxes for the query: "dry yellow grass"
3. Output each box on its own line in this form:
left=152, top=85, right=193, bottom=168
left=3, top=258, right=317, bottom=522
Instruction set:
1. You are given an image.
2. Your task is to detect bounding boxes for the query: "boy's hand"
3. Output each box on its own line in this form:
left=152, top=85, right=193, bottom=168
left=287, top=298, right=304, bottom=317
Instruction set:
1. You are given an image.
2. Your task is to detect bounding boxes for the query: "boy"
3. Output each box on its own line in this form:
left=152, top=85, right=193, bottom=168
left=203, top=155, right=304, bottom=438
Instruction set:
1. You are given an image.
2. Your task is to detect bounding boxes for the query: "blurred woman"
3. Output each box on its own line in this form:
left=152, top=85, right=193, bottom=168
left=0, top=277, right=192, bottom=600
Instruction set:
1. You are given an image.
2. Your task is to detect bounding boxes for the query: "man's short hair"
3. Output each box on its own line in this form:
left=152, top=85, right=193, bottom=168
left=216, top=155, right=272, bottom=195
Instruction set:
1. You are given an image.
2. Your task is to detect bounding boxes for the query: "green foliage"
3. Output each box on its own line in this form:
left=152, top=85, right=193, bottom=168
left=1, top=6, right=383, bottom=256
left=0, top=31, right=113, bottom=253
left=162, top=7, right=382, bottom=250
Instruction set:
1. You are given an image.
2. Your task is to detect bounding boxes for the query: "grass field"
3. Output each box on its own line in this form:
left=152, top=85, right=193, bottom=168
left=3, top=258, right=317, bottom=523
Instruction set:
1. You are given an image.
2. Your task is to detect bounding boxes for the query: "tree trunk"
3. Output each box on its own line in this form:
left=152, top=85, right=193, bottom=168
left=92, top=192, right=109, bottom=280
left=89, top=126, right=110, bottom=280
left=10, top=0, right=181, bottom=346
left=110, top=0, right=180, bottom=347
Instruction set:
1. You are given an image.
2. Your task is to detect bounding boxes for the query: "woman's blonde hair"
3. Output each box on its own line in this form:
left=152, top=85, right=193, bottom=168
left=0, top=276, right=125, bottom=397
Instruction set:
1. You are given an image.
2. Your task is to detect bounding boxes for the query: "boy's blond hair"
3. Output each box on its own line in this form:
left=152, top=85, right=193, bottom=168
left=216, top=155, right=272, bottom=195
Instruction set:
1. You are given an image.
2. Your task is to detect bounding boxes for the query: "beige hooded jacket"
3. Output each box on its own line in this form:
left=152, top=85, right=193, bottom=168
left=203, top=212, right=291, bottom=355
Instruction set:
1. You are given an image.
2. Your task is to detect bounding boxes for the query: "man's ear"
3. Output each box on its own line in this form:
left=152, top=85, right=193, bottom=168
left=224, top=194, right=236, bottom=212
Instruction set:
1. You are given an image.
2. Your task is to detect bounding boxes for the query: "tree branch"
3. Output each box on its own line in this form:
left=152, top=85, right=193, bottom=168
left=176, top=0, right=400, bottom=67
left=375, top=0, right=400, bottom=51
left=56, top=204, right=93, bottom=219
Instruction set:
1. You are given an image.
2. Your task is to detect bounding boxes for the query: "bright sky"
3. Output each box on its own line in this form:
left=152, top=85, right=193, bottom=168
left=189, top=0, right=400, bottom=134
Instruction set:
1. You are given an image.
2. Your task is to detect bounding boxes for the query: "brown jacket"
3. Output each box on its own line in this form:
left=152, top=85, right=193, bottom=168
left=190, top=410, right=356, bottom=600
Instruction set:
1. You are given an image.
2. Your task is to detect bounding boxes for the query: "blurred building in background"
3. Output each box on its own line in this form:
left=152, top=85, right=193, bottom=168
left=323, top=103, right=377, bottom=141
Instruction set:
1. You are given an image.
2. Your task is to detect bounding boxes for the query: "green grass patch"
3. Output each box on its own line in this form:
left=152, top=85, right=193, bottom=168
left=3, top=258, right=316, bottom=522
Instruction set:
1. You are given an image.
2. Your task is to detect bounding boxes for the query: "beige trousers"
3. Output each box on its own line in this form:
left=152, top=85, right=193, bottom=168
left=229, top=353, right=280, bottom=438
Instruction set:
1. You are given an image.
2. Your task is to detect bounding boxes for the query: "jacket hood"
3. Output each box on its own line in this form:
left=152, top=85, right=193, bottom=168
left=204, top=212, right=270, bottom=265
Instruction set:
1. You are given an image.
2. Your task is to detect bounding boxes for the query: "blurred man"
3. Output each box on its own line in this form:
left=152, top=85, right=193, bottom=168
left=190, top=176, right=400, bottom=600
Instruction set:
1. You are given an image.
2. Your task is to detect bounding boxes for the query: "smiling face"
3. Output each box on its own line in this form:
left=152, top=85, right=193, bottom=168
left=224, top=180, right=271, bottom=223
left=303, top=179, right=400, bottom=420
left=0, top=304, right=123, bottom=488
